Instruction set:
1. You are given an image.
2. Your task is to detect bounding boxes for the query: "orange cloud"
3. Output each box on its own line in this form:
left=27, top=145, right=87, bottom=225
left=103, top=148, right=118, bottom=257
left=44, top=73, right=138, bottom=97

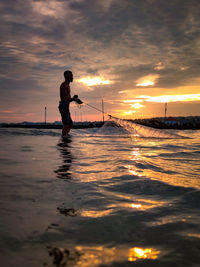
left=124, top=94, right=200, bottom=103
left=78, top=76, right=111, bottom=86
left=130, top=103, right=144, bottom=109
left=136, top=74, right=159, bottom=87
left=141, top=94, right=200, bottom=103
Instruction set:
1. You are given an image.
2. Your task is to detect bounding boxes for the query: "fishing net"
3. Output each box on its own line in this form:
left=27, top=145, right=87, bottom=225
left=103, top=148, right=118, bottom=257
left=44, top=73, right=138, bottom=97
left=96, top=120, right=129, bottom=135
left=78, top=99, right=183, bottom=139
left=109, top=116, right=182, bottom=138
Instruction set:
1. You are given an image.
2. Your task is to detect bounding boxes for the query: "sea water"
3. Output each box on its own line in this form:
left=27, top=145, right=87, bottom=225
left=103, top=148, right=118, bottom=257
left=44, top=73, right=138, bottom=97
left=0, top=126, right=200, bottom=267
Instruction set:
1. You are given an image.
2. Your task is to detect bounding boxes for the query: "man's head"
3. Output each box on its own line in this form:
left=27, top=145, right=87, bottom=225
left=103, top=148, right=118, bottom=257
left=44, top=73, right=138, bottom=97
left=64, top=70, right=73, bottom=82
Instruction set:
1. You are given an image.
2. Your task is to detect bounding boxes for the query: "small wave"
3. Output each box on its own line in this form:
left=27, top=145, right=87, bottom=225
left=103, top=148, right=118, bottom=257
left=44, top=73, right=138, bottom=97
left=181, top=190, right=200, bottom=209
left=105, top=174, right=195, bottom=200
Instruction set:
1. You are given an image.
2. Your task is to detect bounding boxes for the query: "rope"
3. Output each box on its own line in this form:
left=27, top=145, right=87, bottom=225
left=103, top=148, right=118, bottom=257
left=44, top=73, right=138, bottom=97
left=75, top=97, right=122, bottom=121
left=85, top=103, right=111, bottom=117
left=77, top=99, right=112, bottom=118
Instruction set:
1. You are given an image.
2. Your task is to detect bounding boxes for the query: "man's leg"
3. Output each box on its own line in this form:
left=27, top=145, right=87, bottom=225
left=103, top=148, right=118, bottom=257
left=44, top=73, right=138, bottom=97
left=62, top=124, right=72, bottom=136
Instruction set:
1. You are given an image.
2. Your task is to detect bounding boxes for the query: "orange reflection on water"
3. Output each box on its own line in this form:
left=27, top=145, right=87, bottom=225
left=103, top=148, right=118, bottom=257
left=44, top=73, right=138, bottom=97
left=80, top=209, right=113, bottom=218
left=131, top=203, right=142, bottom=209
left=128, top=169, right=143, bottom=177
left=126, top=165, right=143, bottom=177
left=80, top=198, right=165, bottom=220
left=129, top=148, right=140, bottom=161
left=74, top=245, right=160, bottom=267
left=128, top=247, right=160, bottom=261
left=108, top=198, right=165, bottom=211
left=188, top=233, right=200, bottom=238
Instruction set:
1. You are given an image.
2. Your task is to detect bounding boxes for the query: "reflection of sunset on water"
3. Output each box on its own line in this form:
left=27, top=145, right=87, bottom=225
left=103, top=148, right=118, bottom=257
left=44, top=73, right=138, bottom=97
left=80, top=209, right=113, bottom=218
left=128, top=247, right=160, bottom=261
left=123, top=138, right=200, bottom=189
left=80, top=198, right=165, bottom=217
left=107, top=197, right=165, bottom=211
left=0, top=124, right=199, bottom=266
left=130, top=147, right=141, bottom=160
left=73, top=245, right=160, bottom=267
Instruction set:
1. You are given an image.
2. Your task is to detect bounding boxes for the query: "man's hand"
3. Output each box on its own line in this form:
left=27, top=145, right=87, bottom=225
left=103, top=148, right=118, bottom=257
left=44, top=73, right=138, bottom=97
left=72, top=95, right=83, bottom=104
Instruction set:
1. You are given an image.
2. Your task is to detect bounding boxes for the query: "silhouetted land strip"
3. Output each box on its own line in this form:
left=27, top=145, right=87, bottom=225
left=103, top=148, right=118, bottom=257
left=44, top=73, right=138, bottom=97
left=0, top=122, right=104, bottom=129
left=132, top=116, right=200, bottom=130
left=1, top=116, right=200, bottom=130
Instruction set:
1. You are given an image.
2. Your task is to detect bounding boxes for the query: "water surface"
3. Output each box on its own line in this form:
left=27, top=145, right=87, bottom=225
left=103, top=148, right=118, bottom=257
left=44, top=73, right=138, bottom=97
left=0, top=127, right=200, bottom=267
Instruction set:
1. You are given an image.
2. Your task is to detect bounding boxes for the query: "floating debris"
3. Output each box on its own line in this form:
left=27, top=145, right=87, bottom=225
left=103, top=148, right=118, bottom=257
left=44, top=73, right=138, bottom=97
left=57, top=206, right=78, bottom=217
left=51, top=223, right=59, bottom=227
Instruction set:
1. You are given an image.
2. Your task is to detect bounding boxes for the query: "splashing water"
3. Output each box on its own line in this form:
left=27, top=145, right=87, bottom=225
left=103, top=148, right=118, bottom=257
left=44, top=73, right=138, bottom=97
left=96, top=121, right=129, bottom=135
left=110, top=116, right=183, bottom=138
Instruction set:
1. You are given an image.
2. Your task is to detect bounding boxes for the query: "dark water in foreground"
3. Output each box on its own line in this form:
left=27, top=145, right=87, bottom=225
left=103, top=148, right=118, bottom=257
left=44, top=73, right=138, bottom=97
left=0, top=127, right=200, bottom=267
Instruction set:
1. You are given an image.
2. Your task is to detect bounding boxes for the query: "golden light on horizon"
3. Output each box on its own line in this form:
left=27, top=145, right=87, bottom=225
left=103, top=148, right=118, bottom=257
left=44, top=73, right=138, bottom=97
left=78, top=76, right=111, bottom=86
left=131, top=103, right=144, bottom=109
left=124, top=99, right=144, bottom=103
left=114, top=109, right=137, bottom=119
left=124, top=110, right=136, bottom=115
left=115, top=102, right=144, bottom=117
left=144, top=93, right=200, bottom=103
left=124, top=93, right=200, bottom=104
left=136, top=74, right=159, bottom=87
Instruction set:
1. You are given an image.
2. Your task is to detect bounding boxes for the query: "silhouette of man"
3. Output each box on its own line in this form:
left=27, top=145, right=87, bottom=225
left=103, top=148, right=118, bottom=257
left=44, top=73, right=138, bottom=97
left=58, top=70, right=74, bottom=136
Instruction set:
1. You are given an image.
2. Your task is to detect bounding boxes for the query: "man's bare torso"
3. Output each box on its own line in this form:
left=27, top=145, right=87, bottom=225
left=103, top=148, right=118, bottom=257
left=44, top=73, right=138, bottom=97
left=60, top=82, right=71, bottom=101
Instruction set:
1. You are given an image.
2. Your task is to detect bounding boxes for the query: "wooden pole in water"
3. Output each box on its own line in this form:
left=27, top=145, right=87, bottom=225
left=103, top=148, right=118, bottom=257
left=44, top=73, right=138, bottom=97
left=45, top=106, right=47, bottom=124
left=102, top=98, right=104, bottom=123
left=164, top=103, right=167, bottom=120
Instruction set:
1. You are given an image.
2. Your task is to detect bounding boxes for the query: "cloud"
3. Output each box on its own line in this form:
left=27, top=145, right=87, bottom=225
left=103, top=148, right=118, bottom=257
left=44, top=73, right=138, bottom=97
left=136, top=74, right=160, bottom=87
left=0, top=0, right=200, bottom=121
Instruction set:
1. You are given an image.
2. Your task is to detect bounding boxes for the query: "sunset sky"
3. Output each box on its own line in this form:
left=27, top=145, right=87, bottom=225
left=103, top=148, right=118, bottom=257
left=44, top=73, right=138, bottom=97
left=0, top=0, right=200, bottom=122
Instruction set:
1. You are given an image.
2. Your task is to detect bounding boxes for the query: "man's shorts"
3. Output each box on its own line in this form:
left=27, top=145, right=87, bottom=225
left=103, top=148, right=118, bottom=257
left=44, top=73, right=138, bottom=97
left=58, top=101, right=73, bottom=126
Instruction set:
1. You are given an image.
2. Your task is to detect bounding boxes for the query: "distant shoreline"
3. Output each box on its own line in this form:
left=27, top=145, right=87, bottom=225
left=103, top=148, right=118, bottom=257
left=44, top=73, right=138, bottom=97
left=132, top=116, right=200, bottom=130
left=1, top=116, right=200, bottom=130
left=0, top=121, right=104, bottom=129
